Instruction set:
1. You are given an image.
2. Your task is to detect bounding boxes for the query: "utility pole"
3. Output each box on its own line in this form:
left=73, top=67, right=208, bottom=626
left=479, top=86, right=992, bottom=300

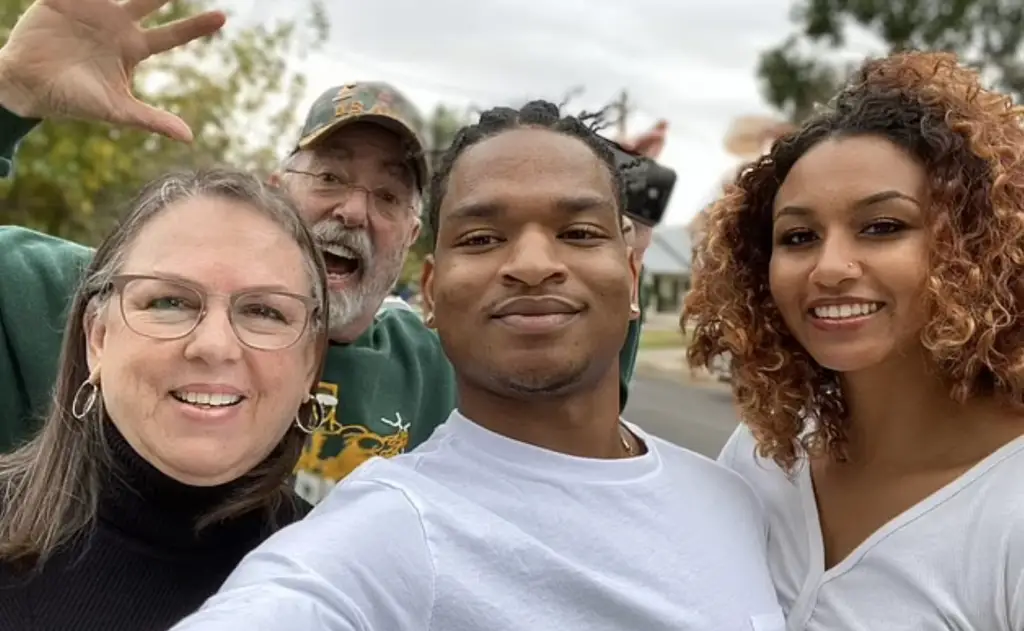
left=611, top=89, right=631, bottom=138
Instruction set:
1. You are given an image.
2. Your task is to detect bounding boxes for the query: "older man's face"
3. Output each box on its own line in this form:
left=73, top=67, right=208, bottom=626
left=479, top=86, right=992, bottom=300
left=281, top=123, right=421, bottom=341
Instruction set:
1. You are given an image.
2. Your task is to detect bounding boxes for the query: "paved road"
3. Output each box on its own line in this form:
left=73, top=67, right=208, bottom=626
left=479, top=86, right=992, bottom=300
left=624, top=374, right=738, bottom=459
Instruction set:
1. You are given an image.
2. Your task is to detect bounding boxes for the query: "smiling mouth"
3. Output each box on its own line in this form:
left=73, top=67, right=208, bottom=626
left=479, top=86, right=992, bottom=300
left=808, top=302, right=885, bottom=321
left=171, top=391, right=245, bottom=409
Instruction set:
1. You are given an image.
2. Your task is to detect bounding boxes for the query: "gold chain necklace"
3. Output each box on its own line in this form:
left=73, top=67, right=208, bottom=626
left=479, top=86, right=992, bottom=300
left=619, top=424, right=636, bottom=456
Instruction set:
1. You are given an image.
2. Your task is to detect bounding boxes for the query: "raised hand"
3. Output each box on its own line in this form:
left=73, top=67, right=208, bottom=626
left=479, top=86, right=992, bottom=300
left=618, top=120, right=668, bottom=160
left=0, top=0, right=226, bottom=142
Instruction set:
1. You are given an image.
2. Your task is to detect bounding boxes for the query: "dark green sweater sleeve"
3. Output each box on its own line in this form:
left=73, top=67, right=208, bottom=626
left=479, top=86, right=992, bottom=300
left=0, top=106, right=90, bottom=451
left=0, top=104, right=40, bottom=177
left=0, top=227, right=92, bottom=451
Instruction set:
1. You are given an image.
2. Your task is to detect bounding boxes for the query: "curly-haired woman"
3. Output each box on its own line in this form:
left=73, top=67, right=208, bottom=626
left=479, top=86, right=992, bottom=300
left=685, top=51, right=1024, bottom=630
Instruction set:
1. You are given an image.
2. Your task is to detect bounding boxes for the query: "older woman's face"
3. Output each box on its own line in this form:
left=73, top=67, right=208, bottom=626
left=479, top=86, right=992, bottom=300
left=86, top=196, right=320, bottom=486
left=768, top=135, right=930, bottom=373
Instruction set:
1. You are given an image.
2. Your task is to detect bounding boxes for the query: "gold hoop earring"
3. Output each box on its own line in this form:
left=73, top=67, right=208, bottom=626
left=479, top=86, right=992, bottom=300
left=423, top=312, right=435, bottom=327
left=629, top=303, right=641, bottom=316
left=294, top=394, right=327, bottom=434
left=71, top=379, right=100, bottom=419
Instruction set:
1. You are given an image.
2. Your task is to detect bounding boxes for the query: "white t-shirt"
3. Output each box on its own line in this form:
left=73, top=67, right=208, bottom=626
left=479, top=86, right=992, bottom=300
left=172, top=411, right=785, bottom=631
left=719, top=424, right=1024, bottom=631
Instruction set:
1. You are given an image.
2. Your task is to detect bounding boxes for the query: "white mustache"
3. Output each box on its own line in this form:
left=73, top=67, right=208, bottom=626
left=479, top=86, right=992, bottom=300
left=314, top=224, right=372, bottom=264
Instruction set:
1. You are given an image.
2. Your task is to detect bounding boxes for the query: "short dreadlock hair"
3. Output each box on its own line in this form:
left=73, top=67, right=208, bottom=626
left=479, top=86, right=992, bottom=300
left=424, top=100, right=628, bottom=248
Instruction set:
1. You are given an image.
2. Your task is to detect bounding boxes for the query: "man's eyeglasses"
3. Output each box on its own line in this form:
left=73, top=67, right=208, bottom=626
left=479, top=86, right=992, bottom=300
left=284, top=169, right=415, bottom=219
left=107, top=274, right=320, bottom=351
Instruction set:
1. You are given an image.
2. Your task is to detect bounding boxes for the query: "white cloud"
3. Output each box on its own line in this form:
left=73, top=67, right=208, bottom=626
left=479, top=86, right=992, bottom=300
left=227, top=0, right=802, bottom=224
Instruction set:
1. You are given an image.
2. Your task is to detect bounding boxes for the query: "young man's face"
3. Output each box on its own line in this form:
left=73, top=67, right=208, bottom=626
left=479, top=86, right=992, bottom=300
left=423, top=127, right=639, bottom=398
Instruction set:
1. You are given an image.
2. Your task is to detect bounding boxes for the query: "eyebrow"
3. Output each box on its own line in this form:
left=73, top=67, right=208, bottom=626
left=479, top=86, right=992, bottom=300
left=313, top=147, right=415, bottom=187
left=446, top=194, right=613, bottom=223
left=774, top=190, right=920, bottom=219
left=146, top=271, right=297, bottom=294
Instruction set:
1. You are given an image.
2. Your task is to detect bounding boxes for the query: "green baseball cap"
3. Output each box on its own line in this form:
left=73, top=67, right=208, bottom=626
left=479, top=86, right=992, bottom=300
left=295, top=81, right=429, bottom=190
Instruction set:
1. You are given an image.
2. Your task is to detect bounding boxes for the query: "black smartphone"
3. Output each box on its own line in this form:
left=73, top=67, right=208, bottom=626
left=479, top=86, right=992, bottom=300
left=602, top=137, right=677, bottom=227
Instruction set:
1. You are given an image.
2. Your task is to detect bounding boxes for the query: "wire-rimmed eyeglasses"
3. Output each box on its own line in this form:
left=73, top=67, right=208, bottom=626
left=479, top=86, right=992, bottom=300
left=284, top=168, right=415, bottom=219
left=108, top=274, right=320, bottom=351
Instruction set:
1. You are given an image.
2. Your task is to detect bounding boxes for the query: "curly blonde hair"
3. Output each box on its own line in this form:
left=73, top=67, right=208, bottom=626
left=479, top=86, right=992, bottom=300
left=684, top=51, right=1024, bottom=472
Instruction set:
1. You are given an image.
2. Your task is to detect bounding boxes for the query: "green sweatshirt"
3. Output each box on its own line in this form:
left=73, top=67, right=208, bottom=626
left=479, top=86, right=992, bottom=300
left=0, top=107, right=641, bottom=504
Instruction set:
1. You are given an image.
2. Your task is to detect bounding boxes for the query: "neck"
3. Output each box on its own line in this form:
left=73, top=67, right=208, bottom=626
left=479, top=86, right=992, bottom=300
left=839, top=349, right=1020, bottom=470
left=456, top=364, right=626, bottom=459
left=97, top=420, right=301, bottom=551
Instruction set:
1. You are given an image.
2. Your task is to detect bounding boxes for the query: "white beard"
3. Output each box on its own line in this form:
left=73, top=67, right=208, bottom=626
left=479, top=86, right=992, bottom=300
left=325, top=241, right=408, bottom=340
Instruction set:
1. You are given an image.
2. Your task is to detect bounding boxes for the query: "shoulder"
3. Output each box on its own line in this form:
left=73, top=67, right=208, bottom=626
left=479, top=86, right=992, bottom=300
left=716, top=422, right=792, bottom=483
left=0, top=225, right=93, bottom=261
left=356, top=309, right=437, bottom=349
left=197, top=465, right=437, bottom=629
left=350, top=309, right=451, bottom=372
left=235, top=460, right=435, bottom=583
left=647, top=431, right=763, bottom=504
left=0, top=226, right=92, bottom=291
left=967, top=438, right=1024, bottom=555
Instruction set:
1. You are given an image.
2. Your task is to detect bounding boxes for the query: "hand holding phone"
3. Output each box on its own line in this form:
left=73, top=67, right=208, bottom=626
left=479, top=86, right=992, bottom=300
left=603, top=137, right=677, bottom=227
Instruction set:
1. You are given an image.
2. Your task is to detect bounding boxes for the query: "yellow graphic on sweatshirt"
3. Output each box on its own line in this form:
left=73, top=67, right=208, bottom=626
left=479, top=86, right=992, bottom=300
left=294, top=381, right=410, bottom=494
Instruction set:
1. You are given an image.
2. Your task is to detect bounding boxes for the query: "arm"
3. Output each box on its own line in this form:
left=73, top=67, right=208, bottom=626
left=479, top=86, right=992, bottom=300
left=0, top=227, right=92, bottom=452
left=0, top=55, right=43, bottom=177
left=0, top=105, right=39, bottom=178
left=170, top=477, right=435, bottom=631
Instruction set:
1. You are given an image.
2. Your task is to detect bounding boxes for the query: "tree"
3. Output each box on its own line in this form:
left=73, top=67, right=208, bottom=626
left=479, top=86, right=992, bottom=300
left=398, top=103, right=475, bottom=288
left=758, top=0, right=1024, bottom=122
left=0, top=0, right=329, bottom=244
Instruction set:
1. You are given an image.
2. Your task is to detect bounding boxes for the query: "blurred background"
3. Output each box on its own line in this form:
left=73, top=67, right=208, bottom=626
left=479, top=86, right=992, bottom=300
left=4, top=0, right=1021, bottom=454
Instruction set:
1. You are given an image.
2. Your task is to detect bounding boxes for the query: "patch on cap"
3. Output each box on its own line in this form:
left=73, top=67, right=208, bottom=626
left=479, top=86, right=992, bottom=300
left=296, top=82, right=429, bottom=190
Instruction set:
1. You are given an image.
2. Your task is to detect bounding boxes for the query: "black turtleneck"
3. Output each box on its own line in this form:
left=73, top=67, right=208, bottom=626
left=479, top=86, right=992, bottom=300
left=0, top=422, right=310, bottom=631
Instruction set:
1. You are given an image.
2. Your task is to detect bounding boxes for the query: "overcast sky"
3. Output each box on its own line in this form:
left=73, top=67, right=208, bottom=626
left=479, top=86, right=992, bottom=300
left=225, top=0, right=879, bottom=225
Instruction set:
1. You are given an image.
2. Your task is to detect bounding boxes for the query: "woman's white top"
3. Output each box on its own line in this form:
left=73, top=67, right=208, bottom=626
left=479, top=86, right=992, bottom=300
left=719, top=424, right=1024, bottom=631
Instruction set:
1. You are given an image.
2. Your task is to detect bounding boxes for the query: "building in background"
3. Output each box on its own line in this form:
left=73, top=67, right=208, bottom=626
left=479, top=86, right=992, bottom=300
left=641, top=224, right=692, bottom=314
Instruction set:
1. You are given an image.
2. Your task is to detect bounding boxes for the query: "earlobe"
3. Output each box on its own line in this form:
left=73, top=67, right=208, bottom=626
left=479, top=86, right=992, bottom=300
left=627, top=248, right=642, bottom=321
left=84, top=308, right=107, bottom=375
left=408, top=217, right=422, bottom=248
left=420, top=255, right=437, bottom=329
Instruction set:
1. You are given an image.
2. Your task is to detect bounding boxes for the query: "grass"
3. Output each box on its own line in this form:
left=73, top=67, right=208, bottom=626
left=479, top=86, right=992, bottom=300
left=638, top=328, right=689, bottom=350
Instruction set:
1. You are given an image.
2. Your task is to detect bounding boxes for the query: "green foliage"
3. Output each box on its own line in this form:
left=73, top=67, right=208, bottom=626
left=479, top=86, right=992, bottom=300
left=0, top=0, right=329, bottom=244
left=759, top=0, right=1024, bottom=122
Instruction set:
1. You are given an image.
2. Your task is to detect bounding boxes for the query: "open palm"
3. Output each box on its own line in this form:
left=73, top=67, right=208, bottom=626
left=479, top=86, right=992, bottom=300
left=0, top=0, right=225, bottom=142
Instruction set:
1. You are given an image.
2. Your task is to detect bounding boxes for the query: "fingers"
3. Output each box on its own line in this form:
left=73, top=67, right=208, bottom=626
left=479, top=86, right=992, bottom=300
left=145, top=11, right=227, bottom=56
left=120, top=0, right=172, bottom=21
left=120, top=0, right=169, bottom=20
left=117, top=96, right=194, bottom=143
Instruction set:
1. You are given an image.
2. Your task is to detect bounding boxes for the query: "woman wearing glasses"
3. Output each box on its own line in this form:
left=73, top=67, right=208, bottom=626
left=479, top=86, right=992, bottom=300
left=0, top=168, right=329, bottom=631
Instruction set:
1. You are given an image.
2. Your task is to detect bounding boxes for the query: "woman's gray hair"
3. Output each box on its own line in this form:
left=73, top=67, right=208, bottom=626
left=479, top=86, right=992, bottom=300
left=0, top=167, right=330, bottom=569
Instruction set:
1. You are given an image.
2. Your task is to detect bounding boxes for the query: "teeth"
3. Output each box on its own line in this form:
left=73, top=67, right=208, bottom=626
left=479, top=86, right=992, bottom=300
left=322, top=244, right=359, bottom=261
left=173, top=391, right=243, bottom=407
left=812, top=303, right=881, bottom=320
